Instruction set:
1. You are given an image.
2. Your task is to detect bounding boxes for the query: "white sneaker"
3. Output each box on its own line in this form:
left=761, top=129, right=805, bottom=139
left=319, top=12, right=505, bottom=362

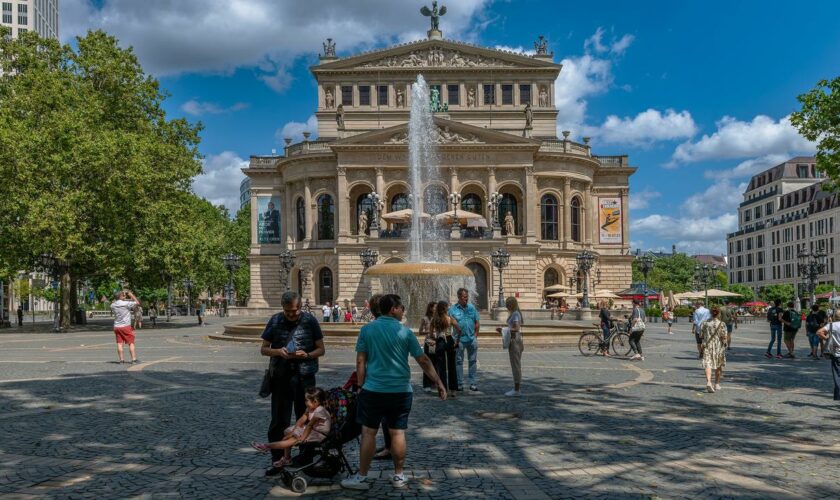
left=714, top=383, right=721, bottom=391
left=423, top=387, right=432, bottom=393
left=630, top=354, right=641, bottom=360
left=341, top=473, right=370, bottom=490
left=504, top=389, right=521, bottom=397
left=391, top=473, right=408, bottom=489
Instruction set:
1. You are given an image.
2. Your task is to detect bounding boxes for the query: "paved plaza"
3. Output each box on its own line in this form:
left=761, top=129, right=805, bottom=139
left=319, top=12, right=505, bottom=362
left=0, top=317, right=838, bottom=499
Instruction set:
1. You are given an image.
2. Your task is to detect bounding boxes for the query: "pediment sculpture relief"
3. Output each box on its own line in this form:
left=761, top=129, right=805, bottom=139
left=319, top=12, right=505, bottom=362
left=359, top=48, right=516, bottom=69
left=385, top=126, right=484, bottom=145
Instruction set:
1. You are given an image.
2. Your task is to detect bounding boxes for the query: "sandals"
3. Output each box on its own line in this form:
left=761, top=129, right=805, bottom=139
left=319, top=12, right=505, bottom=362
left=272, top=456, right=291, bottom=468
left=250, top=441, right=270, bottom=454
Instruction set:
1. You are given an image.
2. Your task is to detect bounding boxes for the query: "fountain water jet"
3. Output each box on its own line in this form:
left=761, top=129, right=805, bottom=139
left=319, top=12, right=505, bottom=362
left=365, top=75, right=476, bottom=320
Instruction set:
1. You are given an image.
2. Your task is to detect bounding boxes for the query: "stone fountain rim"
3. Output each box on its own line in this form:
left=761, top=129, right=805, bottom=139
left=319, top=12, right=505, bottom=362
left=364, top=262, right=473, bottom=277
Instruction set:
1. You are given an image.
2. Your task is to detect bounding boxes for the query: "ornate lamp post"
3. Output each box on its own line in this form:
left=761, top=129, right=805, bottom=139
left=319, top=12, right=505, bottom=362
left=182, top=278, right=194, bottom=317
left=278, top=249, right=296, bottom=291
left=448, top=192, right=462, bottom=227
left=366, top=192, right=384, bottom=236
left=575, top=250, right=596, bottom=309
left=693, top=264, right=716, bottom=307
left=797, top=243, right=827, bottom=309
left=359, top=247, right=379, bottom=270
left=159, top=271, right=173, bottom=321
left=300, top=267, right=312, bottom=312
left=636, top=253, right=655, bottom=308
left=491, top=247, right=511, bottom=308
left=223, top=253, right=241, bottom=315
left=488, top=191, right=502, bottom=237
left=37, top=253, right=61, bottom=332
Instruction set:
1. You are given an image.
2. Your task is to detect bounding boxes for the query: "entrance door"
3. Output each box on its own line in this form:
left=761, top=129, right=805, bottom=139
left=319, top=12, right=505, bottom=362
left=466, top=262, right=488, bottom=310
left=318, top=268, right=333, bottom=305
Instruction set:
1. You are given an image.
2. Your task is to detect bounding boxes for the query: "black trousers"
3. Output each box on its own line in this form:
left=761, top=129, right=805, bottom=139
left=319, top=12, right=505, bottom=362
left=831, top=355, right=840, bottom=401
left=268, top=373, right=316, bottom=461
left=629, top=330, right=644, bottom=355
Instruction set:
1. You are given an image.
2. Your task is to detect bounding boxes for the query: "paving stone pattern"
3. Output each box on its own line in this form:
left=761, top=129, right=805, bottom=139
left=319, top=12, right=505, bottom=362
left=0, top=317, right=838, bottom=498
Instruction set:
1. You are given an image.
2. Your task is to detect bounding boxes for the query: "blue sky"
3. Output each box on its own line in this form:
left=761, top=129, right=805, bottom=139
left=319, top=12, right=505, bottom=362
left=62, top=0, right=840, bottom=254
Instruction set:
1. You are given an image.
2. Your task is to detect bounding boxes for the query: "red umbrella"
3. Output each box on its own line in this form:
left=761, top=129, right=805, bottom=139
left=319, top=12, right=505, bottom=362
left=743, top=300, right=768, bottom=307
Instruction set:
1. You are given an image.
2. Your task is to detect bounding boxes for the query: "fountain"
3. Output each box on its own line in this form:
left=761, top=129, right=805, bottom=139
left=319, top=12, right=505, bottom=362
left=365, top=75, right=476, bottom=320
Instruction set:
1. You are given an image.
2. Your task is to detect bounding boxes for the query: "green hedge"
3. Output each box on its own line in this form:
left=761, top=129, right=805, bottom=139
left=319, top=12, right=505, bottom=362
left=673, top=306, right=693, bottom=317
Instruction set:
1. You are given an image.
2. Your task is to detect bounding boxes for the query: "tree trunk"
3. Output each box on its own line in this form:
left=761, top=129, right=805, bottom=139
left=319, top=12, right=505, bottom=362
left=69, top=275, right=78, bottom=325
left=60, top=270, right=71, bottom=330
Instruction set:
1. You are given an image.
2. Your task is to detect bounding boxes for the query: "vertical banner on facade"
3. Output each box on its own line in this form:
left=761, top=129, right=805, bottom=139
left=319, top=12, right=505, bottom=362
left=257, top=196, right=282, bottom=244
left=598, top=197, right=623, bottom=244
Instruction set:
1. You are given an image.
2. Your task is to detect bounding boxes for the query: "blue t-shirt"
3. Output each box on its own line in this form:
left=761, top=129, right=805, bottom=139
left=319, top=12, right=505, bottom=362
left=355, top=316, right=423, bottom=393
left=450, top=302, right=480, bottom=343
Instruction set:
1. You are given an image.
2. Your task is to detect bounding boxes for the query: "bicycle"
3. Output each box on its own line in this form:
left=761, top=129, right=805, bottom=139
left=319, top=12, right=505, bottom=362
left=578, top=321, right=632, bottom=357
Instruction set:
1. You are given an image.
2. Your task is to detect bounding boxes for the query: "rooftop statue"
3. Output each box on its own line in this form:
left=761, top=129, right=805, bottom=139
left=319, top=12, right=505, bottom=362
left=420, top=1, right=447, bottom=31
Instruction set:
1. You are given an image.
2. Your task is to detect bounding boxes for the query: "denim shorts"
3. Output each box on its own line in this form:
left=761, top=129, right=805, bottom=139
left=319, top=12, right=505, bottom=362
left=357, top=389, right=413, bottom=430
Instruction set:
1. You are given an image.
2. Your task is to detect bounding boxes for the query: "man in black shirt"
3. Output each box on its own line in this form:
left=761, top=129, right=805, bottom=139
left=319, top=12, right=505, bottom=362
left=805, top=304, right=827, bottom=359
left=766, top=299, right=784, bottom=359
left=260, top=291, right=325, bottom=476
left=780, top=301, right=800, bottom=358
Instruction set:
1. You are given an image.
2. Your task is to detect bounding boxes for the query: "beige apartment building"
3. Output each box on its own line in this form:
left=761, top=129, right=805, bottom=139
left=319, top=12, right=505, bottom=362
left=727, top=157, right=839, bottom=292
left=1, top=0, right=58, bottom=39
left=242, top=30, right=636, bottom=313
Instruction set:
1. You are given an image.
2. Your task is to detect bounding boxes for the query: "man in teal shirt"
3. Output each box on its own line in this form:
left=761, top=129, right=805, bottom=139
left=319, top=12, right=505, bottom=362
left=342, top=294, right=445, bottom=491
left=450, top=288, right=481, bottom=391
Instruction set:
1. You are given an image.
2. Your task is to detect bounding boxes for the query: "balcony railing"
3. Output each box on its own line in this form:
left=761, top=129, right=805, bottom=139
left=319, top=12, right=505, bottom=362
left=594, top=155, right=629, bottom=167
left=539, top=139, right=591, bottom=156
left=285, top=140, right=333, bottom=157
left=249, top=156, right=280, bottom=168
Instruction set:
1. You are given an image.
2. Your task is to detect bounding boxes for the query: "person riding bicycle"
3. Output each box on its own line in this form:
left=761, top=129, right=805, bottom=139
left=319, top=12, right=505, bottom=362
left=598, top=301, right=613, bottom=357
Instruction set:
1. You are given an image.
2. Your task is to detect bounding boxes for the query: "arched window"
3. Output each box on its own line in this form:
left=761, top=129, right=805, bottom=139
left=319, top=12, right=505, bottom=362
left=356, top=194, right=374, bottom=235
left=318, top=268, right=333, bottom=305
left=295, top=198, right=305, bottom=242
left=317, top=194, right=335, bottom=240
left=544, top=268, right=559, bottom=288
left=540, top=194, right=558, bottom=240
left=570, top=196, right=581, bottom=242
left=461, top=193, right=482, bottom=214
left=390, top=193, right=411, bottom=212
left=424, top=186, right=447, bottom=215
left=498, top=193, right=518, bottom=235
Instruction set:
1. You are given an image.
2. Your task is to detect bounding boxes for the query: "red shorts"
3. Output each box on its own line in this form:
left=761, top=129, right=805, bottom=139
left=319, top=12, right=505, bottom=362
left=114, top=326, right=136, bottom=344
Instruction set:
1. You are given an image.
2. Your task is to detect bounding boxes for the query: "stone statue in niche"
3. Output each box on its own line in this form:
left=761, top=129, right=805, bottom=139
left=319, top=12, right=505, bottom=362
left=336, top=104, right=345, bottom=129
left=467, top=86, right=476, bottom=107
left=524, top=103, right=533, bottom=127
left=538, top=86, right=548, bottom=107
left=504, top=211, right=515, bottom=236
left=324, top=89, right=334, bottom=109
left=396, top=88, right=405, bottom=107
left=358, top=212, right=368, bottom=235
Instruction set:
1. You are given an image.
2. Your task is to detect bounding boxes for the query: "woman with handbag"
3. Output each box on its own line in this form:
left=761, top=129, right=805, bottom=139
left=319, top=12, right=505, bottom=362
left=497, top=297, right=524, bottom=396
left=701, top=307, right=728, bottom=393
left=429, top=301, right=459, bottom=397
left=629, top=300, right=646, bottom=361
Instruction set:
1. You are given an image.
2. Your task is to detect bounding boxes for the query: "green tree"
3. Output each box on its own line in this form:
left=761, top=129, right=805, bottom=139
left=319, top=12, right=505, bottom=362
left=760, top=284, right=795, bottom=305
left=791, top=76, right=840, bottom=187
left=631, top=253, right=700, bottom=293
left=727, top=284, right=756, bottom=304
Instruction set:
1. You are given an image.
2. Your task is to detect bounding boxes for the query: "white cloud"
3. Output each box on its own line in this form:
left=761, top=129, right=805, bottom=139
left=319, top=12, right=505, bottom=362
left=62, top=0, right=491, bottom=90
left=276, top=115, right=319, bottom=143
left=628, top=188, right=661, bottom=210
left=584, top=27, right=635, bottom=56
left=493, top=45, right=535, bottom=55
left=586, top=108, right=697, bottom=146
left=193, top=151, right=248, bottom=213
left=554, top=54, right=614, bottom=133
left=703, top=153, right=790, bottom=180
left=181, top=100, right=249, bottom=116
left=681, top=181, right=747, bottom=218
left=670, top=114, right=815, bottom=165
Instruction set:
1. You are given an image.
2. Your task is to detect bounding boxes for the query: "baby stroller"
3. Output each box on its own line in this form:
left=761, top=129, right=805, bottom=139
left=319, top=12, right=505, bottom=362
left=278, top=386, right=361, bottom=493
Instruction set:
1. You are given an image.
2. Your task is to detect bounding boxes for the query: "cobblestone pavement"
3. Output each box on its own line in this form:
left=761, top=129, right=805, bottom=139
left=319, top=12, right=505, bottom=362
left=1, top=317, right=838, bottom=499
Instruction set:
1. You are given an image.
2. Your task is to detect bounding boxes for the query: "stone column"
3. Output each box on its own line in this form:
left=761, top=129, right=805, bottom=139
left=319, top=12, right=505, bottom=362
left=304, top=178, right=313, bottom=242
left=450, top=168, right=459, bottom=197
left=487, top=167, right=496, bottom=227
left=337, top=167, right=349, bottom=239
left=584, top=183, right=593, bottom=246
left=278, top=186, right=287, bottom=245
left=525, top=166, right=537, bottom=242
left=563, top=177, right=571, bottom=245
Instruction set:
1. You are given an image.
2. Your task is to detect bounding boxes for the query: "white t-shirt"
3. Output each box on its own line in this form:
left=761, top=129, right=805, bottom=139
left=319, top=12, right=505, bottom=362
left=111, top=299, right=137, bottom=328
left=825, top=321, right=840, bottom=356
left=322, top=305, right=330, bottom=318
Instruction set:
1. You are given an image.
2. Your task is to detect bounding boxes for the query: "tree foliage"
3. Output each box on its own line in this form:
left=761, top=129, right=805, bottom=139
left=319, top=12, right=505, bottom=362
left=631, top=253, right=710, bottom=293
left=760, top=284, right=795, bottom=305
left=727, top=284, right=756, bottom=304
left=791, top=76, right=840, bottom=188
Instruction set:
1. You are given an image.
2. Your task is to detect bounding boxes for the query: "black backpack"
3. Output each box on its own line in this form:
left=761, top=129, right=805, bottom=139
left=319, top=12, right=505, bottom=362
left=766, top=307, right=778, bottom=322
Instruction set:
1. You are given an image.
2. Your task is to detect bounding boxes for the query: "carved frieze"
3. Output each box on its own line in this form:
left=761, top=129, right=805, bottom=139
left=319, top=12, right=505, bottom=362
left=359, top=48, right=517, bottom=69
left=385, top=125, right=483, bottom=144
left=495, top=169, right=519, bottom=182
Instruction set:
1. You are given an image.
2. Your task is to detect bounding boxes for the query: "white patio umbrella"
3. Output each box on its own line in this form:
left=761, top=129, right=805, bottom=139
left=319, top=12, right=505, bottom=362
left=704, top=288, right=742, bottom=298
left=466, top=217, right=488, bottom=228
left=433, top=210, right=484, bottom=224
left=381, top=208, right=431, bottom=223
left=546, top=292, right=571, bottom=298
left=544, top=284, right=568, bottom=292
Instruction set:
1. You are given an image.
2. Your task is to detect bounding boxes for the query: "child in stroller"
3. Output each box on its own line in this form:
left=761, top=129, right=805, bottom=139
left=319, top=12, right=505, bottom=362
left=251, top=387, right=331, bottom=467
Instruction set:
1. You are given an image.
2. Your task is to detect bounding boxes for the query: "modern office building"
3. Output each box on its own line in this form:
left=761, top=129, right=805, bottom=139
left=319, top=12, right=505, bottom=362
left=239, top=177, right=251, bottom=211
left=727, top=156, right=839, bottom=291
left=1, top=0, right=59, bottom=39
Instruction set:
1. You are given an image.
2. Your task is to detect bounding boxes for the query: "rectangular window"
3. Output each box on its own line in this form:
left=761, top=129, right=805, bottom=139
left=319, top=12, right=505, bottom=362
left=501, top=84, right=513, bottom=105
left=2, top=2, right=10, bottom=24
left=341, top=86, right=353, bottom=106
left=447, top=84, right=459, bottom=105
left=737, top=271, right=743, bottom=283
left=359, top=85, right=370, bottom=106
left=747, top=270, right=753, bottom=282
left=16, top=2, right=25, bottom=25
left=766, top=201, right=773, bottom=215
left=737, top=256, right=742, bottom=268
left=797, top=164, right=808, bottom=178
left=757, top=235, right=763, bottom=248
left=728, top=242, right=733, bottom=254
left=746, top=238, right=752, bottom=250
left=1, top=13, right=9, bottom=24
left=736, top=240, right=742, bottom=252
left=747, top=254, right=753, bottom=266
left=483, top=84, right=495, bottom=105
left=744, top=210, right=751, bottom=222
left=377, top=85, right=388, bottom=106
left=757, top=252, right=764, bottom=265
left=519, top=84, right=531, bottom=105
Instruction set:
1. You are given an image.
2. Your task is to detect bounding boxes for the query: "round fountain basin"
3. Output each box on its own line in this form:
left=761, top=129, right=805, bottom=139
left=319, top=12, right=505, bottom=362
left=365, top=262, right=473, bottom=277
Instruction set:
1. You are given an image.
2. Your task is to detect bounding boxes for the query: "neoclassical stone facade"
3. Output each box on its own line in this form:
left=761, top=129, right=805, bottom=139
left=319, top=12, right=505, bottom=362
left=244, top=34, right=635, bottom=312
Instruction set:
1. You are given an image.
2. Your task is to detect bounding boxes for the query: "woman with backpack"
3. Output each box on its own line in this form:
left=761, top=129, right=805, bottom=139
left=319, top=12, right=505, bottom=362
left=780, top=302, right=801, bottom=358
left=815, top=310, right=840, bottom=400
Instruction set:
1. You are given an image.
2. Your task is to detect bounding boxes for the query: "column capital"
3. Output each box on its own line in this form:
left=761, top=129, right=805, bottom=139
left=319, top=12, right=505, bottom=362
left=375, top=167, right=384, bottom=176
left=337, top=167, right=346, bottom=176
left=563, top=177, right=571, bottom=187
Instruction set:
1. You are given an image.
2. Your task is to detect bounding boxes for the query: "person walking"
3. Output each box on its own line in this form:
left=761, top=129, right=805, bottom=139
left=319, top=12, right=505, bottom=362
left=364, top=294, right=394, bottom=463
left=341, top=294, right=446, bottom=491
left=198, top=302, right=206, bottom=326
left=16, top=305, right=23, bottom=327
left=497, top=296, right=524, bottom=396
left=332, top=301, right=342, bottom=323
left=260, top=291, right=326, bottom=477
left=419, top=302, right=436, bottom=393
left=111, top=290, right=140, bottom=364
left=663, top=307, right=674, bottom=335
left=450, top=288, right=480, bottom=391
left=429, top=301, right=459, bottom=396
left=628, top=300, right=646, bottom=361
left=806, top=304, right=827, bottom=359
left=598, top=300, right=612, bottom=356
left=766, top=299, right=784, bottom=359
left=815, top=311, right=840, bottom=400
left=148, top=303, right=157, bottom=328
left=719, top=305, right=736, bottom=350
left=780, top=302, right=801, bottom=358
left=133, top=303, right=143, bottom=330
left=322, top=301, right=331, bottom=322
left=701, top=307, right=728, bottom=393
left=692, top=301, right=711, bottom=359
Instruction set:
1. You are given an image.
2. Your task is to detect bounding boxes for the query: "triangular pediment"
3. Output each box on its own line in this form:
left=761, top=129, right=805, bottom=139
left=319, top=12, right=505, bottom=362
left=314, top=38, right=560, bottom=72
left=331, top=117, right=541, bottom=148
